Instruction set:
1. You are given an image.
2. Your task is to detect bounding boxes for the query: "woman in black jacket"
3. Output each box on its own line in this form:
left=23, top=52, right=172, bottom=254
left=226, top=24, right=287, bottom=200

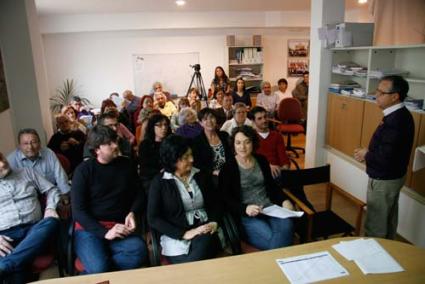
left=219, top=125, right=294, bottom=250
left=138, top=114, right=172, bottom=192
left=192, top=108, right=232, bottom=188
left=148, top=135, right=220, bottom=264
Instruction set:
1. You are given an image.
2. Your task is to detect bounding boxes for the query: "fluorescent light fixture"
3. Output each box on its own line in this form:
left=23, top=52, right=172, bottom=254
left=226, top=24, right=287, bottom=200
left=176, top=0, right=186, bottom=6
left=358, top=0, right=367, bottom=4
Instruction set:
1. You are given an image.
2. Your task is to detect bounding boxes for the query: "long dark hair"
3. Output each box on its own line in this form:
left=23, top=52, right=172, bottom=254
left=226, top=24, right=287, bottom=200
left=213, top=66, right=229, bottom=84
left=144, top=113, right=172, bottom=142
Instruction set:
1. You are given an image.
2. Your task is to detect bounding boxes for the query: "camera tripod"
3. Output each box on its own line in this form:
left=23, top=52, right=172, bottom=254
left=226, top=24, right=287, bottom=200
left=186, top=64, right=208, bottom=107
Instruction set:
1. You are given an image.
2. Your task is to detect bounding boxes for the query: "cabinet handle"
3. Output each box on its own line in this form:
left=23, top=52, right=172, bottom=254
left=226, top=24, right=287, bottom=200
left=341, top=103, right=346, bottom=109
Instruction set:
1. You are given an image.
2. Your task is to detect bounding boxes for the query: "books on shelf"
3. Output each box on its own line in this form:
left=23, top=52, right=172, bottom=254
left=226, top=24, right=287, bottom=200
left=329, top=80, right=361, bottom=94
left=332, top=61, right=367, bottom=77
left=233, top=48, right=263, bottom=64
left=368, top=68, right=409, bottom=78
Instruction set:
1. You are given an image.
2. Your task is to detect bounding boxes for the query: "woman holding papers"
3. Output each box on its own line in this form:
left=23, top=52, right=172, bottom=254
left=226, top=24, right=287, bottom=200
left=148, top=135, right=221, bottom=264
left=219, top=125, right=294, bottom=250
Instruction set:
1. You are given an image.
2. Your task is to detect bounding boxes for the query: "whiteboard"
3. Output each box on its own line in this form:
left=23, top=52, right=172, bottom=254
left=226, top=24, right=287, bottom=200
left=133, top=52, right=199, bottom=98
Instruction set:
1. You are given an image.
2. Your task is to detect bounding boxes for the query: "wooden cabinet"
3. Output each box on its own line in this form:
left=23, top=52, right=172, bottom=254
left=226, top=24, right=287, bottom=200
left=410, top=114, right=425, bottom=195
left=326, top=93, right=365, bottom=156
left=360, top=101, right=383, bottom=148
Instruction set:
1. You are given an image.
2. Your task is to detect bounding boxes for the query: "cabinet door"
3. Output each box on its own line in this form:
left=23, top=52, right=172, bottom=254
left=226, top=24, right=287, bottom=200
left=360, top=101, right=383, bottom=148
left=410, top=113, right=425, bottom=196
left=327, top=94, right=365, bottom=156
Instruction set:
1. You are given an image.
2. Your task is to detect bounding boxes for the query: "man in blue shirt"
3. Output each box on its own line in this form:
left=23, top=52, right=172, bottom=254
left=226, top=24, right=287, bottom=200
left=7, top=128, right=70, bottom=195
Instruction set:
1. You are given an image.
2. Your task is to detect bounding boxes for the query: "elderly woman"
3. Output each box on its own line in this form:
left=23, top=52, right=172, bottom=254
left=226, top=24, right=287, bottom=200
left=148, top=135, right=220, bottom=264
left=136, top=95, right=154, bottom=126
left=171, top=98, right=190, bottom=131
left=219, top=125, right=294, bottom=250
left=192, top=108, right=232, bottom=184
left=151, top=81, right=172, bottom=101
left=48, top=115, right=86, bottom=172
left=175, top=108, right=203, bottom=139
left=138, top=114, right=172, bottom=192
left=220, top=102, right=253, bottom=135
left=61, top=105, right=87, bottom=134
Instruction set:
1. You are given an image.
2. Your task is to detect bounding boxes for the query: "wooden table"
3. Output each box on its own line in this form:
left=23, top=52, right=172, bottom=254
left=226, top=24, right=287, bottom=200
left=34, top=237, right=425, bottom=284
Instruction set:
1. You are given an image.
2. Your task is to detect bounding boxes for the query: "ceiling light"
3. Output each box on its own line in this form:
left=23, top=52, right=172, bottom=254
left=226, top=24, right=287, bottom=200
left=358, top=0, right=367, bottom=4
left=176, top=0, right=186, bottom=6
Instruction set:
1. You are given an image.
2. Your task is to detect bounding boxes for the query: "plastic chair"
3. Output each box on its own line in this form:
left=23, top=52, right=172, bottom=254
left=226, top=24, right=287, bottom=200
left=280, top=164, right=366, bottom=242
left=270, top=98, right=305, bottom=158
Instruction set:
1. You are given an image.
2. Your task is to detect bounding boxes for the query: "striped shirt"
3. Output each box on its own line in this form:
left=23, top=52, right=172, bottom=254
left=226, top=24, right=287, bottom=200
left=0, top=168, right=60, bottom=231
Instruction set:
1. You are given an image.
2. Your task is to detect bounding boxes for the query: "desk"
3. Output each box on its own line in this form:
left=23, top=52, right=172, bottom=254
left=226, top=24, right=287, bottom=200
left=34, top=237, right=425, bottom=284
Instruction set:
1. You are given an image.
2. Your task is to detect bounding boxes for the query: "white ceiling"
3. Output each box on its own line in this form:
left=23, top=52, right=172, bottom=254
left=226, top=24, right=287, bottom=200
left=35, top=0, right=367, bottom=16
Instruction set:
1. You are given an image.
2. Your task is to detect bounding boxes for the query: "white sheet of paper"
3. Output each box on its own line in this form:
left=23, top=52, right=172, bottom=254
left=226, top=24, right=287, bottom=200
left=332, top=238, right=404, bottom=274
left=276, top=251, right=349, bottom=284
left=262, top=204, right=304, bottom=219
left=355, top=250, right=404, bottom=274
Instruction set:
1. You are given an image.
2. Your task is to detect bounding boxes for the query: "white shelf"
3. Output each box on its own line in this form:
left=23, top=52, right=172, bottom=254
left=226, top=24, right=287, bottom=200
left=229, top=77, right=263, bottom=82
left=229, top=63, right=263, bottom=66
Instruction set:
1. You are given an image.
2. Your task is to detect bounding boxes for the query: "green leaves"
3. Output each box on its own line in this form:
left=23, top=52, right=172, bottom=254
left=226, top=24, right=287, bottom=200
left=49, top=79, right=90, bottom=114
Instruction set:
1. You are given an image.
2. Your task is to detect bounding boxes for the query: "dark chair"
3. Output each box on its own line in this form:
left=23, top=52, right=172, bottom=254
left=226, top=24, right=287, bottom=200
left=221, top=214, right=259, bottom=255
left=280, top=164, right=366, bottom=242
left=270, top=98, right=305, bottom=158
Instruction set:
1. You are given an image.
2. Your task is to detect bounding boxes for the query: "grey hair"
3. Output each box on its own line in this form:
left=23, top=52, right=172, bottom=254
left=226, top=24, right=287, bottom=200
left=178, top=108, right=197, bottom=125
left=261, top=81, right=271, bottom=89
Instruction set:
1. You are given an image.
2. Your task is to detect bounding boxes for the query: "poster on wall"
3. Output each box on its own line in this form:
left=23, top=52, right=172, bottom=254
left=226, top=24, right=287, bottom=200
left=0, top=49, right=10, bottom=113
left=288, top=39, right=310, bottom=57
left=288, top=58, right=309, bottom=77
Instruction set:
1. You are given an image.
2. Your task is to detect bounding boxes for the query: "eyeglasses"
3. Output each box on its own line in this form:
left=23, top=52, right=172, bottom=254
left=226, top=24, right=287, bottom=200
left=375, top=89, right=395, bottom=96
left=21, top=141, right=39, bottom=146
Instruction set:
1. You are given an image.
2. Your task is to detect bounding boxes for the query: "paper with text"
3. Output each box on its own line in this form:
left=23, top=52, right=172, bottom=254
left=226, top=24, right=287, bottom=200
left=276, top=251, right=349, bottom=284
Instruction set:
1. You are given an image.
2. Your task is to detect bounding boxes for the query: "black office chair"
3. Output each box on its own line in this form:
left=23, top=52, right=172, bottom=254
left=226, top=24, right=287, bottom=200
left=280, top=164, right=366, bottom=242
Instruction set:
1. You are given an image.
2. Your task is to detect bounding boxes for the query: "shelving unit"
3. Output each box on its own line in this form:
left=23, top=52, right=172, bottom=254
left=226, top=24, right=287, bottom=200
left=326, top=44, right=425, bottom=197
left=228, top=43, right=263, bottom=93
left=331, top=44, right=425, bottom=99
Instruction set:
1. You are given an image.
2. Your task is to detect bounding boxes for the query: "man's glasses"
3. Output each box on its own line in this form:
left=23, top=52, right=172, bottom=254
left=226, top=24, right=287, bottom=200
left=375, top=89, right=395, bottom=96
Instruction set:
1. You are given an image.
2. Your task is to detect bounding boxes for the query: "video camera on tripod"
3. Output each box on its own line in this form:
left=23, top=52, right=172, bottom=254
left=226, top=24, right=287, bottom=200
left=187, top=64, right=208, bottom=106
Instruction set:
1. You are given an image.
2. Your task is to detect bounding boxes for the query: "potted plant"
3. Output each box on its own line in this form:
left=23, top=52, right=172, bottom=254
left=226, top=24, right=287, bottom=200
left=49, top=79, right=90, bottom=114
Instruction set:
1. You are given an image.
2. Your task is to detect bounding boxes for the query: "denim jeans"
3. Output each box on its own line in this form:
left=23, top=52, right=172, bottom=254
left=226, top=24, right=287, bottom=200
left=0, top=217, right=60, bottom=275
left=241, top=215, right=293, bottom=250
left=74, top=229, right=147, bottom=274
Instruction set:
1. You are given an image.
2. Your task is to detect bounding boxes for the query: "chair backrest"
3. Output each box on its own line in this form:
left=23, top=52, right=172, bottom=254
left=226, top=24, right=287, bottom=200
left=280, top=164, right=330, bottom=188
left=277, top=97, right=303, bottom=122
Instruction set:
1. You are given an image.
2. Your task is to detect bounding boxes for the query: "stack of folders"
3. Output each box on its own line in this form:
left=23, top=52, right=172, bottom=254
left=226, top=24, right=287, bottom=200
left=332, top=238, right=404, bottom=274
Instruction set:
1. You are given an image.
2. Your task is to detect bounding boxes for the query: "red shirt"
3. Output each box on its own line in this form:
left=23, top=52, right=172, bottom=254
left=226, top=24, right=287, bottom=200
left=256, top=130, right=290, bottom=167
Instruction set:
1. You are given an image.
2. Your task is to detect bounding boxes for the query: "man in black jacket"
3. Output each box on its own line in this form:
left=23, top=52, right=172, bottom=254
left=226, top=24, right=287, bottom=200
left=354, top=75, right=414, bottom=239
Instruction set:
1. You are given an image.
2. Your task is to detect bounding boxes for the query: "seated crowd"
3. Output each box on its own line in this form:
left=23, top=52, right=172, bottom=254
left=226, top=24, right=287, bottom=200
left=0, top=71, right=303, bottom=282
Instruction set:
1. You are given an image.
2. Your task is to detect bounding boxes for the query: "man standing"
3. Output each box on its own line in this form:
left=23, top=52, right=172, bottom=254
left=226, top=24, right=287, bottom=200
left=72, top=125, right=147, bottom=274
left=7, top=128, right=70, bottom=195
left=354, top=75, right=414, bottom=239
left=251, top=106, right=290, bottom=179
left=292, top=72, right=309, bottom=120
left=0, top=152, right=60, bottom=283
left=256, top=81, right=279, bottom=118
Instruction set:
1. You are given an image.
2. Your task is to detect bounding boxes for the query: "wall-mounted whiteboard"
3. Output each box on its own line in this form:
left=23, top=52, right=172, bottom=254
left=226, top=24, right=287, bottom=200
left=133, top=52, right=199, bottom=97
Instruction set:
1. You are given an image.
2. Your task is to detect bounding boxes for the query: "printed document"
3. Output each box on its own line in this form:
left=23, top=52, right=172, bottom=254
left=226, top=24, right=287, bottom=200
left=262, top=205, right=304, bottom=219
left=276, top=251, right=349, bottom=284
